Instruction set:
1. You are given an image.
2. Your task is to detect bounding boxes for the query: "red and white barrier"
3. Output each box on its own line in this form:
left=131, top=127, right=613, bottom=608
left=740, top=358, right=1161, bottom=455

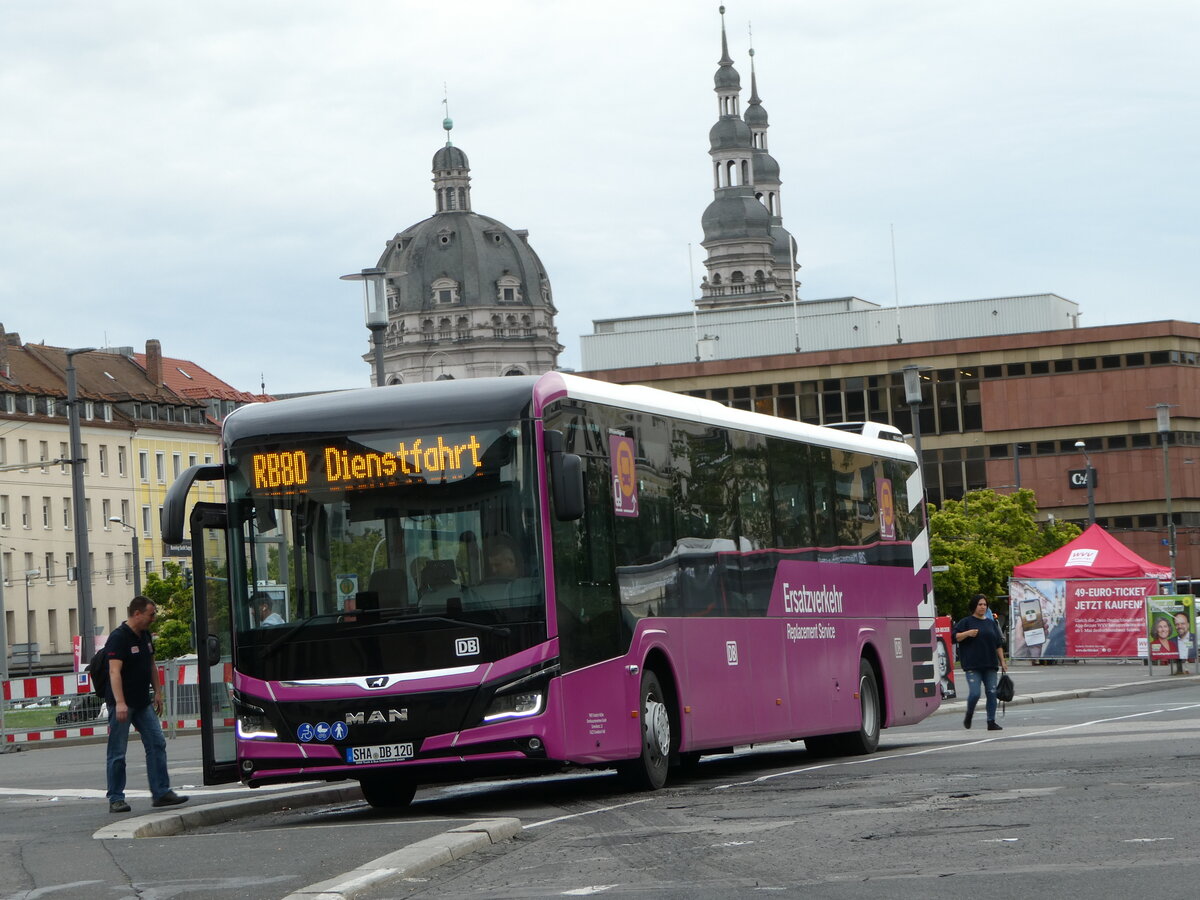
left=2, top=660, right=234, bottom=744
left=176, top=662, right=234, bottom=685
left=4, top=724, right=108, bottom=744
left=2, top=674, right=89, bottom=702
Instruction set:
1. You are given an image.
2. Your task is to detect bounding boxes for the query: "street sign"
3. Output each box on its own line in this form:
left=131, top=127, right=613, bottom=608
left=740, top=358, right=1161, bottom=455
left=1067, top=468, right=1099, bottom=490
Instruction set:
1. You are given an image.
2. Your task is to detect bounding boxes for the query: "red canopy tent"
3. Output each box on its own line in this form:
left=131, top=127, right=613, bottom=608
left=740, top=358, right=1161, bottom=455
left=1013, top=523, right=1171, bottom=580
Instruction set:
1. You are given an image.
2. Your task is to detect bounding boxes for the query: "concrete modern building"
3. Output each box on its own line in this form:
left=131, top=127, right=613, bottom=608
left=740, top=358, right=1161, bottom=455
left=356, top=118, right=562, bottom=385
left=579, top=13, right=1200, bottom=581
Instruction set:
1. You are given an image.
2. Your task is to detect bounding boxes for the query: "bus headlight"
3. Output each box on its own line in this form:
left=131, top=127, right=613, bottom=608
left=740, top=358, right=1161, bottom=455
left=482, top=689, right=544, bottom=723
left=235, top=700, right=278, bottom=740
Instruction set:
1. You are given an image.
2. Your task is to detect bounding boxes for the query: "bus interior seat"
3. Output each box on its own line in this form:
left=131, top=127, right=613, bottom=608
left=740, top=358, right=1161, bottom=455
left=417, top=588, right=463, bottom=617
left=418, top=559, right=458, bottom=594
left=367, top=568, right=410, bottom=608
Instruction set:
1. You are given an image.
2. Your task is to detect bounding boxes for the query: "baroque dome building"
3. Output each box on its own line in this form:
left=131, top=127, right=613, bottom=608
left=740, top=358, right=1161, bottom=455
left=363, top=118, right=561, bottom=384
left=698, top=8, right=799, bottom=310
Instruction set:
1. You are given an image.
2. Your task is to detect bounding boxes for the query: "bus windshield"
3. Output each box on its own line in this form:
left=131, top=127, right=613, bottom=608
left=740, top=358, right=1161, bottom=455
left=225, top=419, right=544, bottom=682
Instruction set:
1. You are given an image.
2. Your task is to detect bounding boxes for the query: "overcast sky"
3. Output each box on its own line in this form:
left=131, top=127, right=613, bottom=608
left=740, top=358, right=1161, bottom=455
left=3, top=1, right=1197, bottom=395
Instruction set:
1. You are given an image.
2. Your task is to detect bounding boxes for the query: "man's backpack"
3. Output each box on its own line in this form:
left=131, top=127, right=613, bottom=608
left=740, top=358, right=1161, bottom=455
left=86, top=647, right=109, bottom=697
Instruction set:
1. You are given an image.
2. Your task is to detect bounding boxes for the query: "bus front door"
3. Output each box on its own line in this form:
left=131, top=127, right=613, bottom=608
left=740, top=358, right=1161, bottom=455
left=190, top=502, right=238, bottom=785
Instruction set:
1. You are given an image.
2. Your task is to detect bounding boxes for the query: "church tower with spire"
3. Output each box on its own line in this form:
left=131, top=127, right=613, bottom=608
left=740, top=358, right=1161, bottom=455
left=361, top=115, right=561, bottom=385
left=698, top=6, right=799, bottom=310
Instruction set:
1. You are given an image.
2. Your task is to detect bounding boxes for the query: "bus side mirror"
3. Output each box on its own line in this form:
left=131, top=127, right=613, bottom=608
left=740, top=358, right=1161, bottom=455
left=545, top=431, right=584, bottom=521
left=205, top=633, right=221, bottom=662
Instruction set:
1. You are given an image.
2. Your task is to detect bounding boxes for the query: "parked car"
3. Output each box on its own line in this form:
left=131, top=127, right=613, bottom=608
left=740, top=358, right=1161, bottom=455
left=55, top=693, right=105, bottom=724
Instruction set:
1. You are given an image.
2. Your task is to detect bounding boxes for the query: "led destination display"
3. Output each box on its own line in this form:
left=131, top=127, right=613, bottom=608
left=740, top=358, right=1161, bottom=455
left=246, top=432, right=490, bottom=497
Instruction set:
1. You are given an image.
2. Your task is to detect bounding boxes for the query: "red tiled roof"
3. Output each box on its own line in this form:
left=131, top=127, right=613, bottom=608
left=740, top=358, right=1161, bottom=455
left=132, top=353, right=272, bottom=404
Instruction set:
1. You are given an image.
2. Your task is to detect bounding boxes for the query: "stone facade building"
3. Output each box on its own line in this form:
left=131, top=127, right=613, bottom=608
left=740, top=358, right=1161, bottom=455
left=361, top=119, right=562, bottom=385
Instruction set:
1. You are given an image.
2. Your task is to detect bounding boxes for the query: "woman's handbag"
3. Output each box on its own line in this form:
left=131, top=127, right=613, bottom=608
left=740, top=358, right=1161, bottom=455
left=996, top=673, right=1015, bottom=702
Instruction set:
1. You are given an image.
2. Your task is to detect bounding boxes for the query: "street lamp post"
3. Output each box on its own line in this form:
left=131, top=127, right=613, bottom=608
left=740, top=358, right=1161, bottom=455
left=1155, top=403, right=1177, bottom=593
left=24, top=568, right=40, bottom=676
left=66, top=347, right=97, bottom=647
left=1074, top=440, right=1096, bottom=526
left=1012, top=442, right=1025, bottom=490
left=0, top=549, right=9, bottom=682
left=902, top=365, right=925, bottom=475
left=110, top=517, right=141, bottom=596
left=341, top=267, right=390, bottom=387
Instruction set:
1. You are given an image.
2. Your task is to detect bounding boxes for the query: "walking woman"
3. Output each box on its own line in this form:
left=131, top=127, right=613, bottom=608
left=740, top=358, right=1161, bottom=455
left=954, top=594, right=1008, bottom=731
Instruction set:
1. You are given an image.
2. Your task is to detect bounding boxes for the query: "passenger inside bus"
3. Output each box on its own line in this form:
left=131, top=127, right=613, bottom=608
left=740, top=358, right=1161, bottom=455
left=255, top=594, right=284, bottom=626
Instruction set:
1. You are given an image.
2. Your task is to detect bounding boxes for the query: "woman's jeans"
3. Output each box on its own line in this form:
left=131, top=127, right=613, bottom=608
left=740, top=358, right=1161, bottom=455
left=963, top=668, right=1000, bottom=722
left=106, top=703, right=169, bottom=802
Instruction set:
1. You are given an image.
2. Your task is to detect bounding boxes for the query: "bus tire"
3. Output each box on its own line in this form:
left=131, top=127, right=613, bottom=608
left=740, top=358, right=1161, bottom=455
left=619, top=670, right=672, bottom=791
left=359, top=773, right=417, bottom=810
left=805, top=659, right=881, bottom=757
left=841, top=658, right=881, bottom=755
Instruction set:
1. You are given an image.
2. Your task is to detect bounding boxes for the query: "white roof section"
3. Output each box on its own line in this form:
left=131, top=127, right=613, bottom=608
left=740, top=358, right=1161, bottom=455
left=580, top=293, right=1080, bottom=370
left=550, top=372, right=918, bottom=466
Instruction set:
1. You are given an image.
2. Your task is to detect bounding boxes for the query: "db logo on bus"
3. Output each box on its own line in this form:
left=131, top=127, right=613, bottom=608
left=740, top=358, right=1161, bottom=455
left=456, top=637, right=480, bottom=656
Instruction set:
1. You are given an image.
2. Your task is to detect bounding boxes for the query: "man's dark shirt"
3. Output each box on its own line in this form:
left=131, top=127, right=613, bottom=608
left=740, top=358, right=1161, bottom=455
left=103, top=622, right=155, bottom=708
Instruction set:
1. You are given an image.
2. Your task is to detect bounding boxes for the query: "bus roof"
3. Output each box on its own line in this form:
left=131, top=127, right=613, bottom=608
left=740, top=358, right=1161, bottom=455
left=220, top=372, right=917, bottom=465
left=543, top=372, right=918, bottom=465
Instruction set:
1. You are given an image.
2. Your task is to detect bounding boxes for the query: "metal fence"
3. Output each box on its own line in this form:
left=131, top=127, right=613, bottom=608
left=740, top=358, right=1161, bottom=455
left=1, top=659, right=222, bottom=747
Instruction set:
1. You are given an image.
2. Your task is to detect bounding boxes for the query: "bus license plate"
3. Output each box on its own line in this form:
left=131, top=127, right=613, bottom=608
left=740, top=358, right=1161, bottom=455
left=346, top=743, right=414, bottom=765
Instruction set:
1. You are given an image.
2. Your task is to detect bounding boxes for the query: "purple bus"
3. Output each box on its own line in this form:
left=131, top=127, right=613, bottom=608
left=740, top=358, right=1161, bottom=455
left=163, top=372, right=939, bottom=808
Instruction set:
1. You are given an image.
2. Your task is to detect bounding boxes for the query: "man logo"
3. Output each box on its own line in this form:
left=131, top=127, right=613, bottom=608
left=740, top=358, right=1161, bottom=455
left=365, top=676, right=390, bottom=689
left=344, top=708, right=409, bottom=725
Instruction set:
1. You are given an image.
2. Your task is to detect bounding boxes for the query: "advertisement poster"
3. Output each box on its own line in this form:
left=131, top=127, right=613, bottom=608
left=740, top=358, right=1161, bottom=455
left=1145, top=595, right=1196, bottom=663
left=609, top=435, right=639, bottom=518
left=1008, top=579, right=1066, bottom=660
left=1065, top=578, right=1155, bottom=657
left=934, top=616, right=956, bottom=698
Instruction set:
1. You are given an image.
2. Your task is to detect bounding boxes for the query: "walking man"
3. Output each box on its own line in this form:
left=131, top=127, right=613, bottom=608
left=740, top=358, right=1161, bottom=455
left=954, top=593, right=1008, bottom=731
left=104, top=596, right=188, bottom=813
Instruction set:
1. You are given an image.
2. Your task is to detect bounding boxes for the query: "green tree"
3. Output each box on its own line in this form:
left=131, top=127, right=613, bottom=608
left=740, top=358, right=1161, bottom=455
left=144, top=561, right=194, bottom=660
left=930, top=488, right=1079, bottom=621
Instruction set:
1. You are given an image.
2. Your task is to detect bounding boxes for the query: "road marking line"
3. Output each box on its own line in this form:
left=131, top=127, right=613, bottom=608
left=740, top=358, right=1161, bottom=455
left=713, top=703, right=1200, bottom=790
left=527, top=798, right=652, bottom=830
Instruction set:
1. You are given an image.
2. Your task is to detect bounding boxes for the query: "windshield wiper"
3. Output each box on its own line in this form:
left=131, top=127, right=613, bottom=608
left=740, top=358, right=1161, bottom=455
left=263, top=612, right=344, bottom=657
left=384, top=614, right=511, bottom=637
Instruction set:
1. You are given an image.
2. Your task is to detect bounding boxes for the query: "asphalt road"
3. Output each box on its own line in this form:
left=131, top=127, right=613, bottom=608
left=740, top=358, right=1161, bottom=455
left=361, top=682, right=1200, bottom=899
left=1, top=665, right=1196, bottom=899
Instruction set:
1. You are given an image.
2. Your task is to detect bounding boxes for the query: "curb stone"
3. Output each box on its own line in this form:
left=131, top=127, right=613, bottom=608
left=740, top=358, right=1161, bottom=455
left=281, top=818, right=523, bottom=900
left=92, top=784, right=363, bottom=840
left=936, top=673, right=1200, bottom=714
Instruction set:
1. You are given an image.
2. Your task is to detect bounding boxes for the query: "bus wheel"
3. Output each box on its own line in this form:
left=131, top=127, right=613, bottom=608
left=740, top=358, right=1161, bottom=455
left=843, top=658, right=881, bottom=755
left=359, top=773, right=417, bottom=810
left=619, top=670, right=672, bottom=790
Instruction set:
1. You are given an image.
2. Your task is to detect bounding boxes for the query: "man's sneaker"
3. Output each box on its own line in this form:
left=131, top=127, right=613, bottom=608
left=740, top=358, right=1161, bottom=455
left=963, top=710, right=973, bottom=729
left=151, top=790, right=189, bottom=808
left=987, top=721, right=1003, bottom=731
left=109, top=799, right=131, bottom=813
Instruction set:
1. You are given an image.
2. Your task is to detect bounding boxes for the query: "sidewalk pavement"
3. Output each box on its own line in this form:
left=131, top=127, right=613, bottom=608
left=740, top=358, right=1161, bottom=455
left=937, top=658, right=1199, bottom=712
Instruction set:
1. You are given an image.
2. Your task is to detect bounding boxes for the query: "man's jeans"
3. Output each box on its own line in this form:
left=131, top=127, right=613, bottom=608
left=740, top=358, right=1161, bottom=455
left=106, top=703, right=169, bottom=802
left=963, top=668, right=1000, bottom=723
